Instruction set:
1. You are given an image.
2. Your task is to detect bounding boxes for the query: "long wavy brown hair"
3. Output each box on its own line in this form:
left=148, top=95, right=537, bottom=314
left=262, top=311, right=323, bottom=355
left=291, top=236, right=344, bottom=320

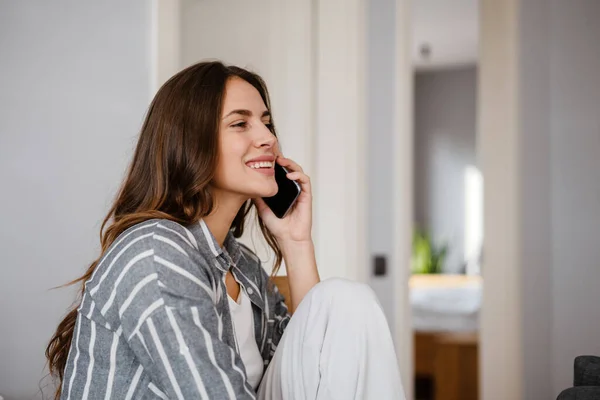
left=45, top=61, right=284, bottom=399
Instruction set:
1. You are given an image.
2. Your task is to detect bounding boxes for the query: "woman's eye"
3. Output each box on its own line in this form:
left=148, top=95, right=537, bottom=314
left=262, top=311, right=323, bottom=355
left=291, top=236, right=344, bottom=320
left=232, top=121, right=247, bottom=129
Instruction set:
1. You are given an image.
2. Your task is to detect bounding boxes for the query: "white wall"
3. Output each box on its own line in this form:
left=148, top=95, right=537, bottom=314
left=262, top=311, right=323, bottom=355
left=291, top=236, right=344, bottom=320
left=480, top=0, right=600, bottom=398
left=313, top=0, right=369, bottom=283
left=0, top=1, right=151, bottom=398
left=368, top=0, right=398, bottom=341
left=367, top=1, right=414, bottom=397
left=411, top=0, right=479, bottom=70
left=549, top=0, right=600, bottom=393
left=414, top=66, right=477, bottom=273
left=518, top=0, right=553, bottom=398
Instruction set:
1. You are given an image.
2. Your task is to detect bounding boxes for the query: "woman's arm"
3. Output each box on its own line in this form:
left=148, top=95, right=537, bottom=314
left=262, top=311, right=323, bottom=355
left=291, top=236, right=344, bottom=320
left=280, top=239, right=319, bottom=313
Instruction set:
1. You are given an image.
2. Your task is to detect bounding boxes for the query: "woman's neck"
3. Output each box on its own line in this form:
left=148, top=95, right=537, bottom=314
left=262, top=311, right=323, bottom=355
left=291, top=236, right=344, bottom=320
left=203, top=190, right=247, bottom=247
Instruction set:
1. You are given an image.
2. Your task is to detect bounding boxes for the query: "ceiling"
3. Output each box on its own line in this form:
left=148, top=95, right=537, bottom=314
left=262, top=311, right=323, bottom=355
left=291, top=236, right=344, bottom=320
left=411, top=0, right=479, bottom=69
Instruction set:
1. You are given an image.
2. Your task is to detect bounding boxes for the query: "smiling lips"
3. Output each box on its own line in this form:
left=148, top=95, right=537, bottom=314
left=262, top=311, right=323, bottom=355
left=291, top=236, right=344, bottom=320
left=246, top=156, right=275, bottom=176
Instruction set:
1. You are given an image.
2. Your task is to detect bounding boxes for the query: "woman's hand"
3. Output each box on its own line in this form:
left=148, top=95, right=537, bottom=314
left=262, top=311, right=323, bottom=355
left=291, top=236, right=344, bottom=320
left=255, top=157, right=319, bottom=308
left=253, top=156, right=312, bottom=244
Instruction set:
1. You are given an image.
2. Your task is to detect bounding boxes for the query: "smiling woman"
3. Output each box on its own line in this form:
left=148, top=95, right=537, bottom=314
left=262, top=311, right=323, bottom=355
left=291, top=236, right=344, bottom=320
left=213, top=80, right=279, bottom=202
left=45, top=60, right=404, bottom=400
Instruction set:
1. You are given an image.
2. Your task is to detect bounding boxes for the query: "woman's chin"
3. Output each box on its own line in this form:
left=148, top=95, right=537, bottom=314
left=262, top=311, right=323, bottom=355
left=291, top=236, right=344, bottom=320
left=256, top=183, right=279, bottom=198
left=260, top=188, right=278, bottom=198
left=238, top=186, right=278, bottom=200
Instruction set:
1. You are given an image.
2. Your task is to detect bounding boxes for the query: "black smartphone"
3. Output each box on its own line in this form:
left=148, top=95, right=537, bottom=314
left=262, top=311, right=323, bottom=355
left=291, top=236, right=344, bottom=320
left=263, top=163, right=301, bottom=219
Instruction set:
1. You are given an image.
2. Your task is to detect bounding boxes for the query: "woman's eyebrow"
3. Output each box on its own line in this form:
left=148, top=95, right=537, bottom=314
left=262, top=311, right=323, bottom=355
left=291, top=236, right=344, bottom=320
left=223, top=109, right=271, bottom=119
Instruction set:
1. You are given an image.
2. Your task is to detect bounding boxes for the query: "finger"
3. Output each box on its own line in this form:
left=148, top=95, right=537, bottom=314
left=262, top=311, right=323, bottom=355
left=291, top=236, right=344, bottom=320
left=286, top=171, right=312, bottom=195
left=253, top=197, right=272, bottom=216
left=253, top=198, right=277, bottom=221
left=277, top=156, right=304, bottom=174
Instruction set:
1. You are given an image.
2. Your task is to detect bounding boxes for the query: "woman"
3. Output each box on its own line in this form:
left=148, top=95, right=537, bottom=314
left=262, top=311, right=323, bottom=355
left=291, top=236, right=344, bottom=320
left=46, top=61, right=404, bottom=399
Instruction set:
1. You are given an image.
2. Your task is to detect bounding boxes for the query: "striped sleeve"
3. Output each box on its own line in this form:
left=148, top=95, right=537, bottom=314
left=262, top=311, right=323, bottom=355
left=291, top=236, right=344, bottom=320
left=117, top=234, right=256, bottom=400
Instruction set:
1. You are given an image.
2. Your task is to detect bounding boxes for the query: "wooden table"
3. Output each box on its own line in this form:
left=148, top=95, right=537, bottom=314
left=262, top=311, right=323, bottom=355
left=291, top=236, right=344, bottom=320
left=411, top=274, right=481, bottom=400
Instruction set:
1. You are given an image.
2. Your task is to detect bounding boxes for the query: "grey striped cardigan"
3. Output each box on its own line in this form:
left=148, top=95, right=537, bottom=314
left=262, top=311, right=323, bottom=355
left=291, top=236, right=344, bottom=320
left=61, top=219, right=290, bottom=399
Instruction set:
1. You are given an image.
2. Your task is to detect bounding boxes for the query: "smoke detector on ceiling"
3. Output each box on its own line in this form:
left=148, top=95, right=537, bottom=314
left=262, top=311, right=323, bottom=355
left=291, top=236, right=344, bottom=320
left=419, top=43, right=432, bottom=60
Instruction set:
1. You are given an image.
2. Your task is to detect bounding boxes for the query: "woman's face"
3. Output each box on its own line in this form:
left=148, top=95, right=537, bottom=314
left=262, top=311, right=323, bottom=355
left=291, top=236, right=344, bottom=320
left=212, top=77, right=279, bottom=202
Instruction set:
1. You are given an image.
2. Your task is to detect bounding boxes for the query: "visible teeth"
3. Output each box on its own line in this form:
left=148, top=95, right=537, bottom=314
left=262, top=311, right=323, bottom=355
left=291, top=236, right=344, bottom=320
left=249, top=161, right=273, bottom=169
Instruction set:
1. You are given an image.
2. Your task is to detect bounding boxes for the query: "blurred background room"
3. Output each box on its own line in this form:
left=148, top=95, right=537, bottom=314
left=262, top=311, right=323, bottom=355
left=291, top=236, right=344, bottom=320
left=409, top=1, right=481, bottom=399
left=1, top=1, right=599, bottom=400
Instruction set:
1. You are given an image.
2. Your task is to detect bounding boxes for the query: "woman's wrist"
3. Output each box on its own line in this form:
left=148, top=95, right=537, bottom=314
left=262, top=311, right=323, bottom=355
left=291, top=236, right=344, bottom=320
left=278, top=238, right=319, bottom=312
left=279, top=238, right=317, bottom=274
left=279, top=237, right=314, bottom=254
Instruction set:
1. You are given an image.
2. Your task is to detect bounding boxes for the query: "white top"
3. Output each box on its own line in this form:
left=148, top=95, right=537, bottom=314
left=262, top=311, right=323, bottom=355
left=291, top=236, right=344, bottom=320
left=228, top=285, right=264, bottom=390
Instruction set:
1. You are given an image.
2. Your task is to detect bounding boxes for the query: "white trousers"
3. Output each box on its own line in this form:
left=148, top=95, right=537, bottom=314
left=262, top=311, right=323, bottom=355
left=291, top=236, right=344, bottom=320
left=257, top=278, right=406, bottom=400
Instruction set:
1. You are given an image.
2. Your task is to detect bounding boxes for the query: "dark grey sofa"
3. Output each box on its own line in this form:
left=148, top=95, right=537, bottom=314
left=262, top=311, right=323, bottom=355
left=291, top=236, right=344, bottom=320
left=557, top=356, right=600, bottom=400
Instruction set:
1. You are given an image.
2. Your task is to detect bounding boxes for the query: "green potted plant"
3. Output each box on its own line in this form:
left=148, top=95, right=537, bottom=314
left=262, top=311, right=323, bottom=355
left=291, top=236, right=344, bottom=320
left=411, top=229, right=448, bottom=274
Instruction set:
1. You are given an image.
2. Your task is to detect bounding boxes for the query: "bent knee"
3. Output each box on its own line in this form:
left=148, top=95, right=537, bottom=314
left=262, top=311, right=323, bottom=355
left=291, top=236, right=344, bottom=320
left=312, top=278, right=378, bottom=306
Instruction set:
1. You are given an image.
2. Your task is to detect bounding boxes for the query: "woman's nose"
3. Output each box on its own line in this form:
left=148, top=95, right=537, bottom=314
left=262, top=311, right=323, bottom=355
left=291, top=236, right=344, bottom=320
left=255, top=126, right=277, bottom=148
